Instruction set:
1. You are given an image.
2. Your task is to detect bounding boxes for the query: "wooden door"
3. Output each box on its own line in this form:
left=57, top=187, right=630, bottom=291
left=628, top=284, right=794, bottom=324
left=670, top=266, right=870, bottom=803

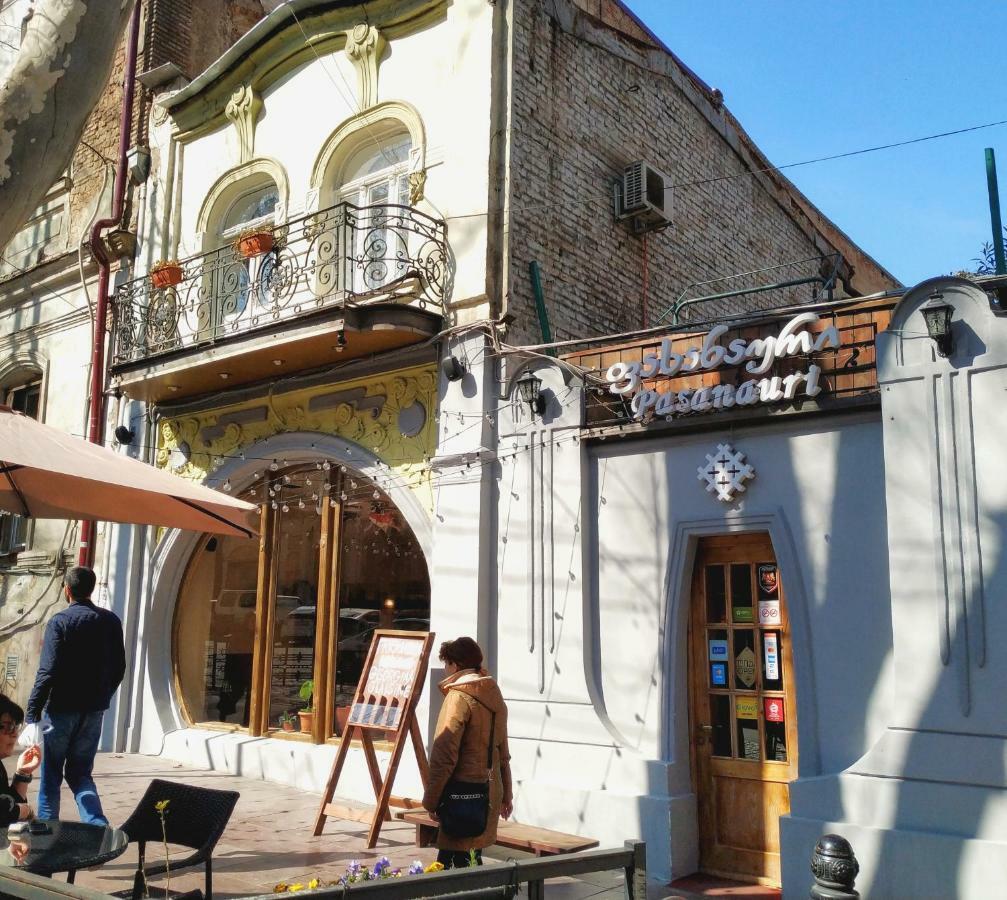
left=688, top=533, right=798, bottom=886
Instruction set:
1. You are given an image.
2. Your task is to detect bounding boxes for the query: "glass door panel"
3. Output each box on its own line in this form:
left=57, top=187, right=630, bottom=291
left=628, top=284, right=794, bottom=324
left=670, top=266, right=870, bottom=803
left=266, top=469, right=321, bottom=731
left=330, top=482, right=429, bottom=736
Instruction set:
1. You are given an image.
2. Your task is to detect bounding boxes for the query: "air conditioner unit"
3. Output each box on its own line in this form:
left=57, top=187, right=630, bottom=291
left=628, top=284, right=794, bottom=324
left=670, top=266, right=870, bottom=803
left=617, top=161, right=672, bottom=233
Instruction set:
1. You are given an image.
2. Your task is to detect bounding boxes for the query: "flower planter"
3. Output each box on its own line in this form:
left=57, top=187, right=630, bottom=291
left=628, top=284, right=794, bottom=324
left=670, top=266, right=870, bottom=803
left=297, top=710, right=314, bottom=734
left=281, top=721, right=295, bottom=733
left=236, top=231, right=274, bottom=258
left=149, top=264, right=183, bottom=289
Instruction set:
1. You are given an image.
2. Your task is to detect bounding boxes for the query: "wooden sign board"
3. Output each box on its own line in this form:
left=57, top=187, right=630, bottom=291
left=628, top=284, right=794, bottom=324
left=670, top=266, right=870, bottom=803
left=313, top=629, right=434, bottom=847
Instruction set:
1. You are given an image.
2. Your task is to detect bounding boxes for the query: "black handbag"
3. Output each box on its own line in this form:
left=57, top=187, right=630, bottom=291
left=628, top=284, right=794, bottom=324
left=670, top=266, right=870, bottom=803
left=437, top=699, right=495, bottom=838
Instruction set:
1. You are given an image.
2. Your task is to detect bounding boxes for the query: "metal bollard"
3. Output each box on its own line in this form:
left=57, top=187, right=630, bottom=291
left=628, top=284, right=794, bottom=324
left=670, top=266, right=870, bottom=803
left=810, top=833, right=860, bottom=899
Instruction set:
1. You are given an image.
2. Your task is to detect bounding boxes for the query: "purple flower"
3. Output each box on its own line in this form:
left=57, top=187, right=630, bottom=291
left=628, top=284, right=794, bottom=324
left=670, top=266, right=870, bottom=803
left=408, top=861, right=424, bottom=875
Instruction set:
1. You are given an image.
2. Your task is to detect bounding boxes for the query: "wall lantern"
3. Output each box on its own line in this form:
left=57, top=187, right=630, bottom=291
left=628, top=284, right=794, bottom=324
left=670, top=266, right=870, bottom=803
left=441, top=355, right=466, bottom=382
left=516, top=371, right=546, bottom=415
left=921, top=291, right=954, bottom=357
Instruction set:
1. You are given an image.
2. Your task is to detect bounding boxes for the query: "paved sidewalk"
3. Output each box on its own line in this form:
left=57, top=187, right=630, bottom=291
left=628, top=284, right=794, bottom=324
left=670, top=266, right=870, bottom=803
left=54, top=753, right=640, bottom=899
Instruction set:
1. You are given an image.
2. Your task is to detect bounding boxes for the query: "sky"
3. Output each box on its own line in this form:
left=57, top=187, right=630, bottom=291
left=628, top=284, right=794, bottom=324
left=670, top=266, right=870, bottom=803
left=621, top=1, right=1007, bottom=287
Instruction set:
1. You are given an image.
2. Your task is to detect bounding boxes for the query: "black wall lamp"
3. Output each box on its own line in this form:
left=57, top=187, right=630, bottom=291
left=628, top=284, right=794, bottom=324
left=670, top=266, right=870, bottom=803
left=113, top=425, right=135, bottom=445
left=441, top=355, right=466, bottom=382
left=922, top=291, right=954, bottom=357
left=516, top=371, right=547, bottom=415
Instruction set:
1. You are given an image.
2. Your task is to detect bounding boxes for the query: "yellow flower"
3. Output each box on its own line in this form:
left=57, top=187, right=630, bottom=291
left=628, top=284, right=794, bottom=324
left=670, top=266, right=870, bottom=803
left=273, top=883, right=288, bottom=894
left=308, top=879, right=320, bottom=890
left=288, top=884, right=305, bottom=893
left=154, top=799, right=170, bottom=812
left=424, top=862, right=444, bottom=873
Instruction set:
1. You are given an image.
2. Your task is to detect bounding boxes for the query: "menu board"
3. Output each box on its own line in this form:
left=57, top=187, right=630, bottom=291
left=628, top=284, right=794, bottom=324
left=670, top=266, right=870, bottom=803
left=347, top=633, right=426, bottom=733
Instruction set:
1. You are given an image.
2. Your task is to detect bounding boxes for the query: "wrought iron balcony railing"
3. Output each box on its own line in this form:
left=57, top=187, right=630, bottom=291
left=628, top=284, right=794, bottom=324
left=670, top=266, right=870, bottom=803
left=110, top=201, right=449, bottom=367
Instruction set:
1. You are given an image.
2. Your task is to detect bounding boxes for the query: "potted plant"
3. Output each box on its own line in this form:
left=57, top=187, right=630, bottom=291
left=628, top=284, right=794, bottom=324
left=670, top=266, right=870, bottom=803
left=149, top=259, right=183, bottom=289
left=278, top=711, right=296, bottom=733
left=297, top=679, right=314, bottom=733
left=235, top=227, right=274, bottom=259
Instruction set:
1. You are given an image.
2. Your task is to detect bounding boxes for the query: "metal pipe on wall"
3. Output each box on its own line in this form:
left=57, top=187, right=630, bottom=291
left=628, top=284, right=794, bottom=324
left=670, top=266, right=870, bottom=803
left=79, top=0, right=143, bottom=567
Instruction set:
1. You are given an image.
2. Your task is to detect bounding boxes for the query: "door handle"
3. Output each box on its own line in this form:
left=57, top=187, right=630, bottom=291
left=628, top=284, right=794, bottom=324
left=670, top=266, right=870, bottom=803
left=700, top=724, right=713, bottom=732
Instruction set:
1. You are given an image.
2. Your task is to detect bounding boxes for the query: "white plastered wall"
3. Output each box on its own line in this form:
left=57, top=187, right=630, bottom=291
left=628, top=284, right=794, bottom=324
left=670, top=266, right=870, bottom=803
left=498, top=358, right=894, bottom=883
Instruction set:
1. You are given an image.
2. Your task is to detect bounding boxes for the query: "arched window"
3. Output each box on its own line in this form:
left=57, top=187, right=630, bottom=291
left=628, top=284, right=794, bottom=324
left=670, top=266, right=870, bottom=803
left=208, top=178, right=279, bottom=326
left=336, top=132, right=413, bottom=294
left=338, top=134, right=412, bottom=211
left=173, top=463, right=430, bottom=738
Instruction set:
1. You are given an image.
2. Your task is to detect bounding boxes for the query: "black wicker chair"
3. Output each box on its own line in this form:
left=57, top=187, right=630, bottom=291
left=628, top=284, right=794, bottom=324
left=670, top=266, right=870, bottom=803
left=117, top=778, right=239, bottom=900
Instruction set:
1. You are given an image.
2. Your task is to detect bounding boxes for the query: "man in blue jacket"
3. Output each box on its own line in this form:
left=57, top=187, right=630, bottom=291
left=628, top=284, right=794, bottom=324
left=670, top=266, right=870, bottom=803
left=25, top=566, right=126, bottom=824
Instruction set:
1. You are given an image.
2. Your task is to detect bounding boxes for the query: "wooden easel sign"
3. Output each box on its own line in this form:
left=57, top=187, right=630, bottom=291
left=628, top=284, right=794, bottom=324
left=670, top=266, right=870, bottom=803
left=313, top=629, right=434, bottom=847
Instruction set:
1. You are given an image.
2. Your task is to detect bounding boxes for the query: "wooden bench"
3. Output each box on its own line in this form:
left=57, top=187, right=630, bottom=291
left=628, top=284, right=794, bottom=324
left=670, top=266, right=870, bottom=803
left=397, top=811, right=599, bottom=857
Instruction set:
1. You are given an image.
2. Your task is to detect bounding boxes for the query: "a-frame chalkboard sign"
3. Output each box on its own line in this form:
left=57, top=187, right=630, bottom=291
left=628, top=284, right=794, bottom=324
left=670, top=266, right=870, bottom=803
left=313, top=629, right=435, bottom=847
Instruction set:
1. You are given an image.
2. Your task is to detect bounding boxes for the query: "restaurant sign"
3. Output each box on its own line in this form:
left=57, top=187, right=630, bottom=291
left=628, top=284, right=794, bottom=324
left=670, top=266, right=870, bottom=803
left=605, top=312, right=839, bottom=420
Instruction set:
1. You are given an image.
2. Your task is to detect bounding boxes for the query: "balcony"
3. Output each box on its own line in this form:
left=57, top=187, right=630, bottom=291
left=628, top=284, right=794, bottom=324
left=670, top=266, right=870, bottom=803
left=109, top=201, right=448, bottom=401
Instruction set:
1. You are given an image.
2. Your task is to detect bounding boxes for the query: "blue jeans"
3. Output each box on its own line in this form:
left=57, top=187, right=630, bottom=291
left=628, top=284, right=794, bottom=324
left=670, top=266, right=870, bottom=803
left=38, top=710, right=107, bottom=824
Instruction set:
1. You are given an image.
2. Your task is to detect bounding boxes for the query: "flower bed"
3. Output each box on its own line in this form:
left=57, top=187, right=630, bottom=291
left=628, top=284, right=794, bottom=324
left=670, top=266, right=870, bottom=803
left=274, top=857, right=449, bottom=893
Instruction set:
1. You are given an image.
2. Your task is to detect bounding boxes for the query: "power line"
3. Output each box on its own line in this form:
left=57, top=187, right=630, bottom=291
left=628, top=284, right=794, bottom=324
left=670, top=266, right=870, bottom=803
left=442, top=117, right=1007, bottom=223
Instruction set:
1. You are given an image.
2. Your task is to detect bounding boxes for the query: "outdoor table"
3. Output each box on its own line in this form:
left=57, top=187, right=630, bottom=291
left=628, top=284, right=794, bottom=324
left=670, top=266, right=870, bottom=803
left=0, top=820, right=128, bottom=882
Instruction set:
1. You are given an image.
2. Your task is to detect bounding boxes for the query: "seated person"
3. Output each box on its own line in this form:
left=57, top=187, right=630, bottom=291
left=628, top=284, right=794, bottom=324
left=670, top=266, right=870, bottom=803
left=0, top=694, right=41, bottom=825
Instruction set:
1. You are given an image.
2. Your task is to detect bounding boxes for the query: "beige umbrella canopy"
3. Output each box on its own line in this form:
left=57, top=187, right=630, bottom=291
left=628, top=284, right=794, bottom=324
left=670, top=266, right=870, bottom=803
left=0, top=407, right=257, bottom=538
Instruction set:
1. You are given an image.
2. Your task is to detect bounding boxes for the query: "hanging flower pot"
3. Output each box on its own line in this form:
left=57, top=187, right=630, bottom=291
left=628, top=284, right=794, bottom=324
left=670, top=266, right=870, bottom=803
left=235, top=229, right=274, bottom=259
left=149, top=261, right=183, bottom=289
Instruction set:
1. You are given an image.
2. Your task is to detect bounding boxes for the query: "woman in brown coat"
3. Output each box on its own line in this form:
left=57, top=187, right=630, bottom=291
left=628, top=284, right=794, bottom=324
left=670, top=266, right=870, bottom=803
left=422, top=637, right=513, bottom=868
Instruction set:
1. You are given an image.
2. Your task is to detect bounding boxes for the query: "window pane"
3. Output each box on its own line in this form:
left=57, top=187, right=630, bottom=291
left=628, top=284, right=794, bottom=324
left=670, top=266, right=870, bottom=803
left=730, top=563, right=753, bottom=623
left=764, top=697, right=787, bottom=761
left=344, top=135, right=412, bottom=184
left=761, top=630, right=783, bottom=691
left=732, top=628, right=757, bottom=690
left=223, top=183, right=278, bottom=233
left=331, top=480, right=429, bottom=735
left=705, top=565, right=726, bottom=623
left=175, top=533, right=259, bottom=726
left=267, top=469, right=321, bottom=731
left=710, top=694, right=732, bottom=757
left=735, top=696, right=761, bottom=761
left=707, top=627, right=728, bottom=683
left=8, top=382, right=40, bottom=418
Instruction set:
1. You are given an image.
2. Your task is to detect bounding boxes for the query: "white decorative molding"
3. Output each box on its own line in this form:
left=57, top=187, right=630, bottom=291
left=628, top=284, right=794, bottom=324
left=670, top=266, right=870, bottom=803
left=344, top=23, right=386, bottom=110
left=224, top=84, right=263, bottom=164
left=697, top=443, right=755, bottom=502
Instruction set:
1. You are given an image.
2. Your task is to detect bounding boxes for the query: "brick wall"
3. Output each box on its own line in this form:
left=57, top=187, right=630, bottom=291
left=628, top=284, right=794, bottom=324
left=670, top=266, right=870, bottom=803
left=505, top=0, right=897, bottom=346
left=64, top=0, right=268, bottom=248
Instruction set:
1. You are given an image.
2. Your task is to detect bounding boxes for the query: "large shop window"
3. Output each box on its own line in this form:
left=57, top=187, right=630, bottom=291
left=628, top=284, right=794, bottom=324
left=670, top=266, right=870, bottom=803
left=173, top=463, right=430, bottom=739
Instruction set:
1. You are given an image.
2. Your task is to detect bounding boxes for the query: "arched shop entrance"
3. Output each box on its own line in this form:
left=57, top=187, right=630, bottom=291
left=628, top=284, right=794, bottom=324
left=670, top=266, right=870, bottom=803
left=173, top=461, right=430, bottom=740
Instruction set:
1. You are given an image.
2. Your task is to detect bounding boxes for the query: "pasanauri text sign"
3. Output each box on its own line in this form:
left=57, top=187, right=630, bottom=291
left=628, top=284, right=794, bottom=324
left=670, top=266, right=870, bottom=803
left=605, top=312, right=840, bottom=420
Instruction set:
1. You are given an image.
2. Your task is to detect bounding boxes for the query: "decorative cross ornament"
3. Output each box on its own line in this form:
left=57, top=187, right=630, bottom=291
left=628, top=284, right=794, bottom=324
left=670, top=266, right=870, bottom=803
left=698, top=443, right=755, bottom=502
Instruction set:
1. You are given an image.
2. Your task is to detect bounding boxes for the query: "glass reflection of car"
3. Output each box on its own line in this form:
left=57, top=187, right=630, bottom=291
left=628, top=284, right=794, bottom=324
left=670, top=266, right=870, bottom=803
left=392, top=617, right=429, bottom=632
left=280, top=605, right=317, bottom=647
left=336, top=609, right=381, bottom=654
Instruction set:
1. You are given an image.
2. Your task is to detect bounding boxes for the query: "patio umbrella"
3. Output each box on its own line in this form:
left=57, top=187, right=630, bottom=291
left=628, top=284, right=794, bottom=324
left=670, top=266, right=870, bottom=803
left=0, top=407, right=257, bottom=538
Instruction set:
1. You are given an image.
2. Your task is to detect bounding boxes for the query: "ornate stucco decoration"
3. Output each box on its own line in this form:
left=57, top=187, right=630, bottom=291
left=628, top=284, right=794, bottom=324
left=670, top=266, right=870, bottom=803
left=408, top=168, right=427, bottom=205
left=344, top=23, right=386, bottom=110
left=698, top=443, right=755, bottom=502
left=224, top=84, right=264, bottom=164
left=156, top=364, right=437, bottom=512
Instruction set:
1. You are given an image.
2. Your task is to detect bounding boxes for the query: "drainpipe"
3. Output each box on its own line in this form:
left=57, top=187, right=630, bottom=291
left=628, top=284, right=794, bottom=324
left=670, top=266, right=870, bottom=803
left=79, top=0, right=143, bottom=568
